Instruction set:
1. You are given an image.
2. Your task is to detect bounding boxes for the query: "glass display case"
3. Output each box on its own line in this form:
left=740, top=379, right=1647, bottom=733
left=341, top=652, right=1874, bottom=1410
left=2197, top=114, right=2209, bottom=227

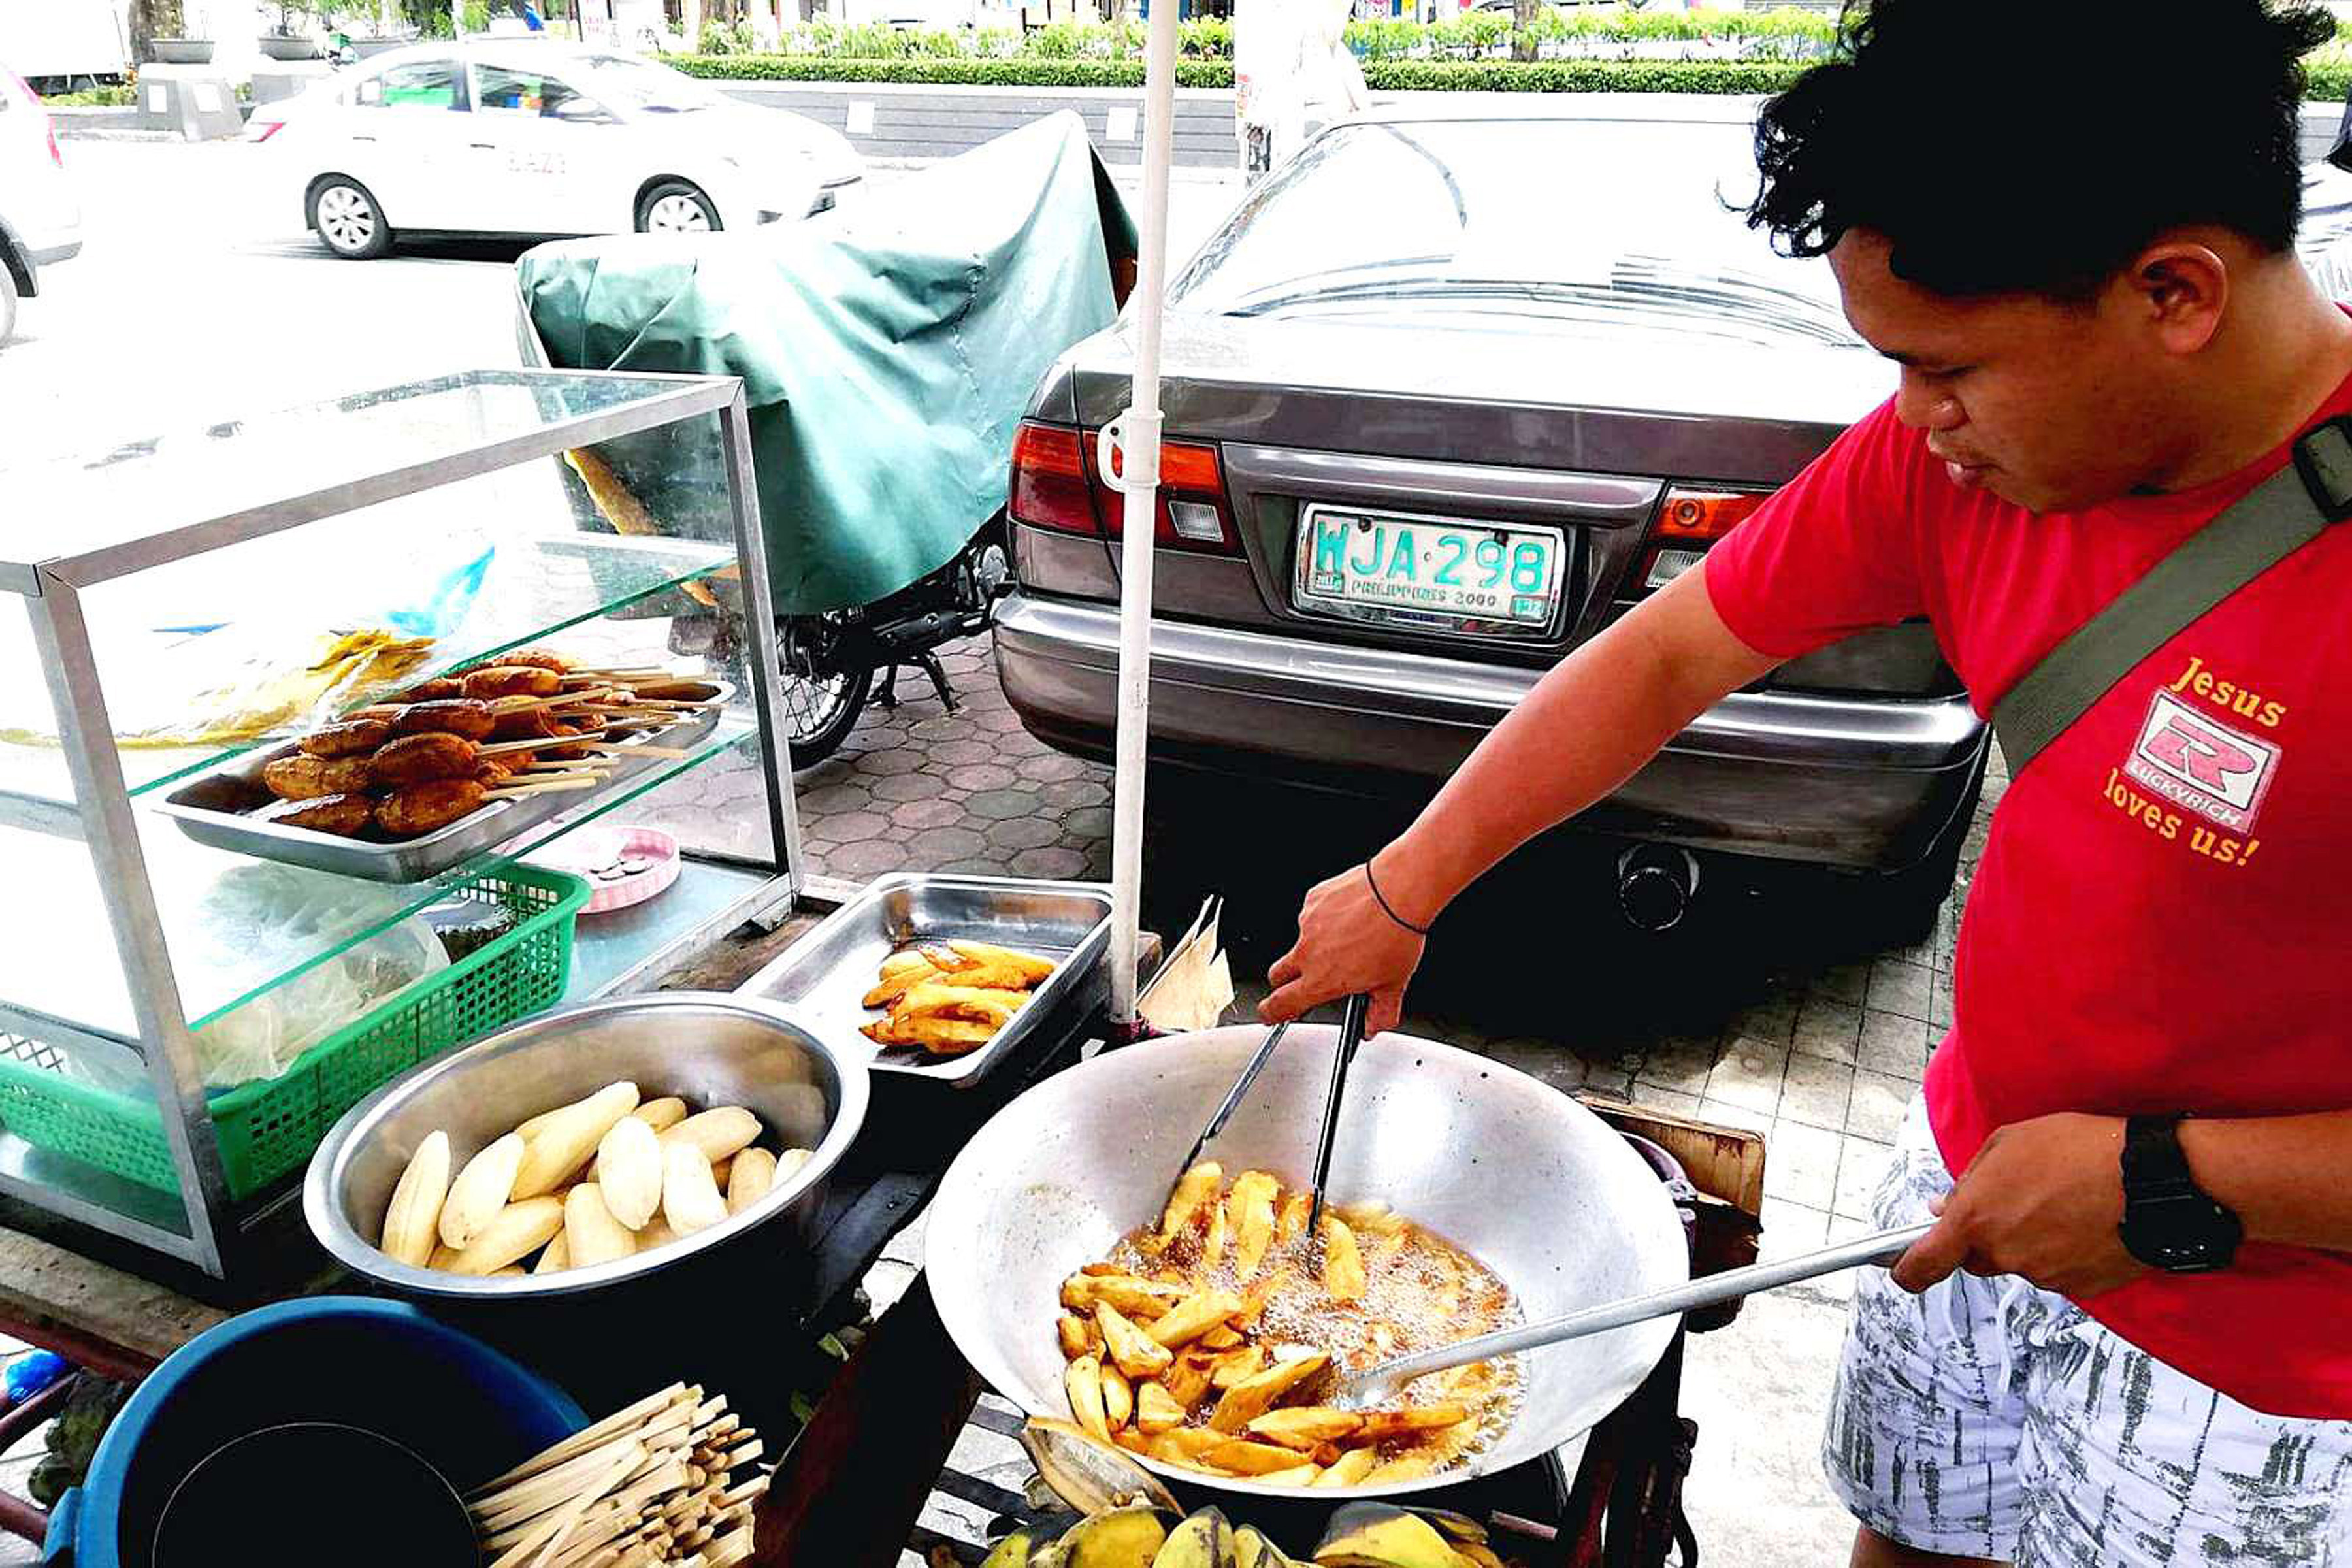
left=0, top=369, right=803, bottom=1276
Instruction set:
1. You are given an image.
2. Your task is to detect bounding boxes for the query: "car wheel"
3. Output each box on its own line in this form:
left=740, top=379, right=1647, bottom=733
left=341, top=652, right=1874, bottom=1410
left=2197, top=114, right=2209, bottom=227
left=309, top=176, right=393, bottom=260
left=636, top=181, right=721, bottom=235
left=0, top=265, right=18, bottom=348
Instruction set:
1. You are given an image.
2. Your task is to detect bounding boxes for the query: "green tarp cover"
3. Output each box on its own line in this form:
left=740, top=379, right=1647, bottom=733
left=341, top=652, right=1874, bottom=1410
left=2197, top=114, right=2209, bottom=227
left=517, top=111, right=1137, bottom=616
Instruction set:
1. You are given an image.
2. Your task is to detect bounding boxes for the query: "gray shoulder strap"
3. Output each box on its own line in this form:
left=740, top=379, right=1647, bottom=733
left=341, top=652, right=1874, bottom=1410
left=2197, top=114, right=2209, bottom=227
left=1990, top=417, right=2352, bottom=777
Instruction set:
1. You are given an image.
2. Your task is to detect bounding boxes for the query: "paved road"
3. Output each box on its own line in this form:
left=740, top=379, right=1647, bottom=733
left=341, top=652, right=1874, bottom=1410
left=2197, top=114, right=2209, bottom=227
left=0, top=135, right=1993, bottom=1565
left=0, top=139, right=1249, bottom=457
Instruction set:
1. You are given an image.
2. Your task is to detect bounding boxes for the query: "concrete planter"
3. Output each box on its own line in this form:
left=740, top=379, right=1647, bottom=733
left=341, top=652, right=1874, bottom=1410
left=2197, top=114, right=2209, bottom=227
left=260, top=34, right=322, bottom=59
left=148, top=39, right=216, bottom=63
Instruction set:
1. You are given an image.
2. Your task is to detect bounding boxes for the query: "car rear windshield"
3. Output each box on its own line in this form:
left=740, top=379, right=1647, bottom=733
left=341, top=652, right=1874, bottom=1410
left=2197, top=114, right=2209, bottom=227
left=1169, top=119, right=1854, bottom=344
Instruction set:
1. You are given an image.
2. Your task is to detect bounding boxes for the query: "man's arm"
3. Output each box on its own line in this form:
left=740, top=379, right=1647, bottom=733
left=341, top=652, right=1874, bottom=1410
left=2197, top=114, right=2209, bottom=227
left=1889, top=1109, right=2352, bottom=1300
left=1375, top=564, right=1785, bottom=928
left=1262, top=566, right=1784, bottom=1030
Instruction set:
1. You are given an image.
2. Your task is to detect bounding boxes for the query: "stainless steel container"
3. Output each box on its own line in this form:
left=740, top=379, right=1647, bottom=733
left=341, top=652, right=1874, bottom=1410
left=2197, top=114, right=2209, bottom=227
left=156, top=686, right=731, bottom=884
left=304, top=994, right=869, bottom=1424
left=734, top=874, right=1111, bottom=1088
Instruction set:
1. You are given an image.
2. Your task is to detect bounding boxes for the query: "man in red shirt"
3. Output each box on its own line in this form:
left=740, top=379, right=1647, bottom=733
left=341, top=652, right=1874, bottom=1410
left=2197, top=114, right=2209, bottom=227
left=1264, top=2, right=2352, bottom=1561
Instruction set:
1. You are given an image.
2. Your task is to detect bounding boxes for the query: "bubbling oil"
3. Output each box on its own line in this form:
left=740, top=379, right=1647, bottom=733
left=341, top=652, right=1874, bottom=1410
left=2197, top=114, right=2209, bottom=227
left=1103, top=1190, right=1524, bottom=1479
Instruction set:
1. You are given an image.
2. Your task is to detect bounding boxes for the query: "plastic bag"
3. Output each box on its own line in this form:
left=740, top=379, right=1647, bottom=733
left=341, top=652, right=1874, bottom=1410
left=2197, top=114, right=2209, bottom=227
left=60, top=866, right=450, bottom=1095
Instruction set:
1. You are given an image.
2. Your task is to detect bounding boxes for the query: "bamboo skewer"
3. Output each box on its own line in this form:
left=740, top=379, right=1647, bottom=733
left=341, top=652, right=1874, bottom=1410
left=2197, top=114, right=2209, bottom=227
left=484, top=777, right=607, bottom=799
left=470, top=1385, right=760, bottom=1568
left=474, top=1386, right=689, bottom=1494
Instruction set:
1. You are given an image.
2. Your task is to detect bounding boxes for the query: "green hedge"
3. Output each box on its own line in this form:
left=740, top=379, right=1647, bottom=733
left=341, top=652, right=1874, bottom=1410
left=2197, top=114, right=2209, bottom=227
left=674, top=54, right=1235, bottom=88
left=672, top=54, right=1821, bottom=94
left=1362, top=58, right=1809, bottom=93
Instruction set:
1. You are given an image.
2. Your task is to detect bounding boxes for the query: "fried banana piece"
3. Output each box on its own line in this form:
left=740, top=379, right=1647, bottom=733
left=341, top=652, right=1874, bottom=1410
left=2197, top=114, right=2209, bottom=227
left=374, top=778, right=486, bottom=838
left=860, top=1013, right=997, bottom=1053
left=945, top=939, right=1056, bottom=985
left=1201, top=1439, right=1310, bottom=1475
left=1207, top=1352, right=1329, bottom=1434
left=1314, top=1448, right=1379, bottom=1488
left=861, top=955, right=941, bottom=1008
left=1348, top=1403, right=1471, bottom=1443
left=1228, top=1170, right=1280, bottom=1276
left=1147, top=1289, right=1245, bottom=1350
left=260, top=752, right=372, bottom=800
left=1096, top=1302, right=1174, bottom=1379
left=893, top=983, right=1028, bottom=1026
left=1158, top=1161, right=1222, bottom=1244
left=297, top=717, right=392, bottom=758
left=1322, top=1216, right=1365, bottom=1302
left=389, top=698, right=495, bottom=740
left=1245, top=1407, right=1364, bottom=1450
left=252, top=791, right=374, bottom=836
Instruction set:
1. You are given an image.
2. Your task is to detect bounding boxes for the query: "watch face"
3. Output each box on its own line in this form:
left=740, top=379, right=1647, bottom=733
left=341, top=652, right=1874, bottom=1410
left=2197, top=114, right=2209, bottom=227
left=2122, top=1193, right=2243, bottom=1273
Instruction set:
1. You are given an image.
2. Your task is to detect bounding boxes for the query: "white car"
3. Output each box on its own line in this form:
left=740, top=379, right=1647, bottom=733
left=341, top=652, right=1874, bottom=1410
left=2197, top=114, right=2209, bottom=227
left=0, top=68, right=81, bottom=345
left=252, top=40, right=862, bottom=259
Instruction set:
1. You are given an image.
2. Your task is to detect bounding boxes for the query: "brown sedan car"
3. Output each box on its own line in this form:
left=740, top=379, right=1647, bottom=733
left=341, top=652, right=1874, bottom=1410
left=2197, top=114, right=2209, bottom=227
left=993, top=110, right=1991, bottom=934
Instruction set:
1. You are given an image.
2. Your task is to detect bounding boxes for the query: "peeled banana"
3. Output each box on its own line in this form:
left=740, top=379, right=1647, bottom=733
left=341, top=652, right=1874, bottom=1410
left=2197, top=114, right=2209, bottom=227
left=380, top=1130, right=450, bottom=1267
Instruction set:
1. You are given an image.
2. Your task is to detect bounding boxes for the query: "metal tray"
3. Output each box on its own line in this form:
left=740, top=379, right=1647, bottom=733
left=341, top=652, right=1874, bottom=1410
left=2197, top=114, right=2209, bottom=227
left=733, top=873, right=1111, bottom=1088
left=153, top=684, right=731, bottom=883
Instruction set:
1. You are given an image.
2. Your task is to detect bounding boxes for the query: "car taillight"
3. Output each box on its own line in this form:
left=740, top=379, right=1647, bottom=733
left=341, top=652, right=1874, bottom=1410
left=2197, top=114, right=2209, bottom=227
left=1638, top=486, right=1771, bottom=591
left=6, top=71, right=59, bottom=166
left=1007, top=420, right=1240, bottom=555
left=1009, top=423, right=1098, bottom=536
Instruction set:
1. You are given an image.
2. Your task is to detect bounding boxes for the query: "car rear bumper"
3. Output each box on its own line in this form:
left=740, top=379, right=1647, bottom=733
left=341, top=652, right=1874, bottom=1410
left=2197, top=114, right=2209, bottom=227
left=994, top=591, right=1989, bottom=873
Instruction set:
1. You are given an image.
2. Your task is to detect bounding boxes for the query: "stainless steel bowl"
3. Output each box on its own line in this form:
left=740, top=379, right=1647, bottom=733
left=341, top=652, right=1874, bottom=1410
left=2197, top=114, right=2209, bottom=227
left=305, top=992, right=869, bottom=1299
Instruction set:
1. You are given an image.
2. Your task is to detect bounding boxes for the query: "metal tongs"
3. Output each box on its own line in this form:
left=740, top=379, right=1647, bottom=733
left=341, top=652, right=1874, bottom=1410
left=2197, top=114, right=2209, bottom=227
left=1159, top=992, right=1373, bottom=1223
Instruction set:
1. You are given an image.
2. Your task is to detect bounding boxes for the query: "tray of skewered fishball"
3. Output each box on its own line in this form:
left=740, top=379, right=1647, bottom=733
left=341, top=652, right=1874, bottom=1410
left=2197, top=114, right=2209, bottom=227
left=156, top=649, right=732, bottom=883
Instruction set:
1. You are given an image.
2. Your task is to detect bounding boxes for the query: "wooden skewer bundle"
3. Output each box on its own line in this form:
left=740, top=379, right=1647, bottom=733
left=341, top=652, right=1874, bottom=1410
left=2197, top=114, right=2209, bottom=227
left=470, top=1384, right=762, bottom=1568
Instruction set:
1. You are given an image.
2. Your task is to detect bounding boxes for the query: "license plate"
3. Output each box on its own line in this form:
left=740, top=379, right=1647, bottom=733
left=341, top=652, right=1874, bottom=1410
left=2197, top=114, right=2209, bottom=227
left=1293, top=506, right=1565, bottom=636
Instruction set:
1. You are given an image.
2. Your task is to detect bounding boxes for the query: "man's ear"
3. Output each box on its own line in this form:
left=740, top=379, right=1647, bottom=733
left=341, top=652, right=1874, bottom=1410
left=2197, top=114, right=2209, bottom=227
left=2123, top=242, right=2229, bottom=356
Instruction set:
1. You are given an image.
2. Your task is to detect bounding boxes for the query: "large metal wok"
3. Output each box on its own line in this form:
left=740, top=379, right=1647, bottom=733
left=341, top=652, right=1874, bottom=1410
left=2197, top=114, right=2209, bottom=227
left=925, top=1026, right=1688, bottom=1499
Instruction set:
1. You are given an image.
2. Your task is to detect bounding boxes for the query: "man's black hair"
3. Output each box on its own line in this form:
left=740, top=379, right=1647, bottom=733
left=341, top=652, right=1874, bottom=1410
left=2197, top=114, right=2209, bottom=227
left=1744, top=0, right=2338, bottom=299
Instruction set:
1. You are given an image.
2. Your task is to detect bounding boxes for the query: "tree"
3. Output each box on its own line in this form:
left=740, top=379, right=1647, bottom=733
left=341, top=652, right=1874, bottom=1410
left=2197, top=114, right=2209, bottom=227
left=1510, top=0, right=1537, bottom=63
left=129, top=0, right=189, bottom=61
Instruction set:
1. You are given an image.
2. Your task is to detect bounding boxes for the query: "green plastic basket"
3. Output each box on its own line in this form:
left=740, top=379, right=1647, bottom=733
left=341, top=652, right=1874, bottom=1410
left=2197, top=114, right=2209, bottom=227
left=0, top=863, right=591, bottom=1201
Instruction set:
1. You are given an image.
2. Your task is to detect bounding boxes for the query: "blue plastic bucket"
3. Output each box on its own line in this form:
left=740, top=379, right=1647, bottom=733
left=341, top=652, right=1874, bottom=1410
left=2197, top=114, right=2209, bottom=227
left=44, top=1296, right=586, bottom=1568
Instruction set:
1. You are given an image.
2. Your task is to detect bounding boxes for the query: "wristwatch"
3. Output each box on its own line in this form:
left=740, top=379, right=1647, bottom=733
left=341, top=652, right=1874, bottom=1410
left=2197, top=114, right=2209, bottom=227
left=2117, top=1113, right=2242, bottom=1273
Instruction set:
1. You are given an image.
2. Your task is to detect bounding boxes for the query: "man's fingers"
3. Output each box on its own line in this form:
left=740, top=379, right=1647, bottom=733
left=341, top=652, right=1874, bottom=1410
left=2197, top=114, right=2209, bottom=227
left=1259, top=977, right=1320, bottom=1024
left=1889, top=1211, right=1970, bottom=1294
left=1368, top=988, right=1405, bottom=1037
left=1267, top=944, right=1304, bottom=990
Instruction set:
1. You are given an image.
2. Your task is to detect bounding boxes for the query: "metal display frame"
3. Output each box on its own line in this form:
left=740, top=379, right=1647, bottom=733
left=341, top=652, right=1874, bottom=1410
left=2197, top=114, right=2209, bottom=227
left=0, top=368, right=803, bottom=1277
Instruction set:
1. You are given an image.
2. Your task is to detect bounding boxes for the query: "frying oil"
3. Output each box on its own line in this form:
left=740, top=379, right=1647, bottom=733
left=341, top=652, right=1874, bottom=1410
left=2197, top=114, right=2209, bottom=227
left=1107, top=1188, right=1523, bottom=1476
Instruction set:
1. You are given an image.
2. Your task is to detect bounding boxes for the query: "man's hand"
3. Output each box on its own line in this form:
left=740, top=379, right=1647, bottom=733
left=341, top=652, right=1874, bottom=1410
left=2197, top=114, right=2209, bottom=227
left=1261, top=861, right=1424, bottom=1036
left=1891, top=1112, right=2146, bottom=1298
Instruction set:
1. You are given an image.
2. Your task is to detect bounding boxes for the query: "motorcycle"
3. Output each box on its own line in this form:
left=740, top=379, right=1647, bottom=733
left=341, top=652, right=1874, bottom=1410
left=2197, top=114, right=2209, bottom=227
left=763, top=520, right=1013, bottom=766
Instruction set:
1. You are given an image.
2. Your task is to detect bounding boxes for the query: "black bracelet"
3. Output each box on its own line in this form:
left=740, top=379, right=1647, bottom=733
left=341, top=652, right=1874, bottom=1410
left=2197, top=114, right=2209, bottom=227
left=1364, top=860, right=1431, bottom=936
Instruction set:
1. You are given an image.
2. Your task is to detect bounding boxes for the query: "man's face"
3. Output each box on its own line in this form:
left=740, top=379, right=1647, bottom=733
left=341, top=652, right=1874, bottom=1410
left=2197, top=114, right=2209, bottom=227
left=1829, top=231, right=2178, bottom=514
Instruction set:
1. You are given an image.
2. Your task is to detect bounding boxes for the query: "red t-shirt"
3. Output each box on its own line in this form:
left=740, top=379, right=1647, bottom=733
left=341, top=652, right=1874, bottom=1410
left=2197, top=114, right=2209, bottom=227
left=1705, top=376, right=2352, bottom=1420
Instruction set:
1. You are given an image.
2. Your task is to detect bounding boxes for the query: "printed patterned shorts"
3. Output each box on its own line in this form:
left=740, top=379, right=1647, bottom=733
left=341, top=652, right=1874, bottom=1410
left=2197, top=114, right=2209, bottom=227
left=1821, top=1096, right=2352, bottom=1565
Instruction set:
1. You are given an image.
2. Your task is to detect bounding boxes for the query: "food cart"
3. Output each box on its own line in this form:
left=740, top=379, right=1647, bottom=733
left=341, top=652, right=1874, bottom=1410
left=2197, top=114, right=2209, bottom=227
left=0, top=40, right=1774, bottom=1568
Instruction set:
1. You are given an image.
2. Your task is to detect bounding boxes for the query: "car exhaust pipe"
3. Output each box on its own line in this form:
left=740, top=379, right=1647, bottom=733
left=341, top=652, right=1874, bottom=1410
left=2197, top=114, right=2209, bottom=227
left=1617, top=845, right=1700, bottom=933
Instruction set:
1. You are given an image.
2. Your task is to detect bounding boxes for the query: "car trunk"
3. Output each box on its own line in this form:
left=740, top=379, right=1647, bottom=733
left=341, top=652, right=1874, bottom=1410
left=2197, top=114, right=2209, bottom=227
left=1014, top=312, right=1959, bottom=699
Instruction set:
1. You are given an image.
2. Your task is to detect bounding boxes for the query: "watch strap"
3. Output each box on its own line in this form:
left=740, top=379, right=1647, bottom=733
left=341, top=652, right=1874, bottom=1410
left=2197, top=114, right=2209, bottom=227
left=2122, top=1113, right=2195, bottom=1192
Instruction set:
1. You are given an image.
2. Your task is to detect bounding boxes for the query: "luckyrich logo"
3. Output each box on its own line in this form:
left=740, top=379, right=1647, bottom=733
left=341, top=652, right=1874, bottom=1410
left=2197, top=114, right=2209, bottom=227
left=2123, top=690, right=2281, bottom=832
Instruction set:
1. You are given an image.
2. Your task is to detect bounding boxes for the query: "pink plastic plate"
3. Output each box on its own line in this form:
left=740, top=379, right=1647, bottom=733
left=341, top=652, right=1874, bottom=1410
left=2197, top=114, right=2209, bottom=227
left=533, top=826, right=681, bottom=915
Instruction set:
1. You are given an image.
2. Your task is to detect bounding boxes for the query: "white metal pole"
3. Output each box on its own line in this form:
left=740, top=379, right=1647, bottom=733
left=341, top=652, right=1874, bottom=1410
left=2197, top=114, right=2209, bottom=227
left=1104, top=0, right=1182, bottom=1024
